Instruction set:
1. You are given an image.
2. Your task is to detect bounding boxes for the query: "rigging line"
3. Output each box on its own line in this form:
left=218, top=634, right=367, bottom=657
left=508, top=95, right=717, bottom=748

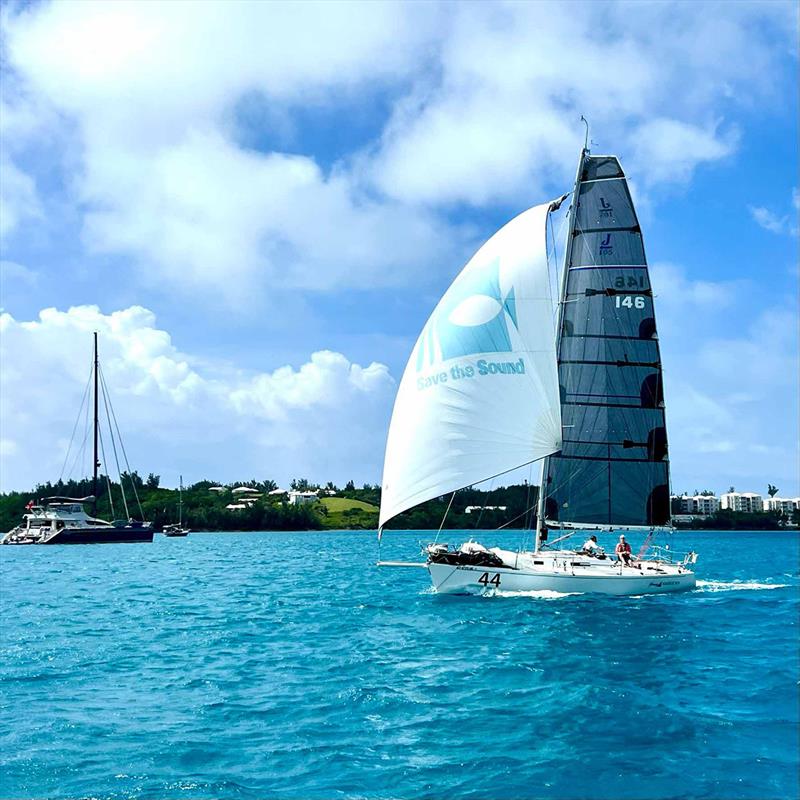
left=97, top=425, right=116, bottom=520
left=65, top=389, right=92, bottom=486
left=434, top=492, right=457, bottom=544
left=495, top=502, right=538, bottom=531
left=98, top=368, right=129, bottom=520
left=100, top=366, right=143, bottom=519
left=472, top=478, right=495, bottom=531
left=59, top=363, right=94, bottom=482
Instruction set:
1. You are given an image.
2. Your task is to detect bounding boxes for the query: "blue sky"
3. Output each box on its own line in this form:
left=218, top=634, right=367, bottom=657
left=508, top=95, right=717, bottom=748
left=1, top=0, right=797, bottom=496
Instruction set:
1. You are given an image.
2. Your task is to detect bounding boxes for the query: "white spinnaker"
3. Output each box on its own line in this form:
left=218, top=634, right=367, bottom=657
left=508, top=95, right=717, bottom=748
left=379, top=202, right=562, bottom=528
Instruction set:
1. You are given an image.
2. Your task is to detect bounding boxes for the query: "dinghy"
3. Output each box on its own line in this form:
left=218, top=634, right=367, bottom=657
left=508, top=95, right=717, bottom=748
left=378, top=139, right=697, bottom=595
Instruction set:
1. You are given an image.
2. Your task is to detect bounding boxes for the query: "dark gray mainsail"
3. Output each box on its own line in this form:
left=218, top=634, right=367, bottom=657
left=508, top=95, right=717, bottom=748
left=541, top=151, right=670, bottom=529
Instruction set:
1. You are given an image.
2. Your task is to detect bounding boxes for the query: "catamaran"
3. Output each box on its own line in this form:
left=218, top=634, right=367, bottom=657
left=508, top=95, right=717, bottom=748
left=377, top=138, right=697, bottom=595
left=2, top=332, right=153, bottom=545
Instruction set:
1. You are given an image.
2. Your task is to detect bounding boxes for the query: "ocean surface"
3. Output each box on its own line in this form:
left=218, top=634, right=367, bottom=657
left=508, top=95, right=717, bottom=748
left=1, top=529, right=797, bottom=800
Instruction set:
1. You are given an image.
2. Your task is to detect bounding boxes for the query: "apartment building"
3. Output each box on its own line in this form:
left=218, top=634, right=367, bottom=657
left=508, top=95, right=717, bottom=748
left=762, top=497, right=800, bottom=514
left=672, top=494, right=720, bottom=515
left=720, top=492, right=763, bottom=512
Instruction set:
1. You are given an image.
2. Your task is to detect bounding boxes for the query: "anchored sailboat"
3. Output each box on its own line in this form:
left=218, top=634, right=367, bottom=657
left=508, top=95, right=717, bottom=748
left=163, top=475, right=190, bottom=537
left=3, top=333, right=154, bottom=545
left=378, top=143, right=697, bottom=595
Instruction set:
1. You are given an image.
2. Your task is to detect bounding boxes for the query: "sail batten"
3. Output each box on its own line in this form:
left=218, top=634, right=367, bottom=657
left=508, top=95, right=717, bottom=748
left=542, top=153, right=671, bottom=529
left=379, top=202, right=563, bottom=529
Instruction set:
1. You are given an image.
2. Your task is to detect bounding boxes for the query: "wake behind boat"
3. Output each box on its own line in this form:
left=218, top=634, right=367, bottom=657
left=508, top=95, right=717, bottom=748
left=377, top=134, right=697, bottom=595
left=2, top=332, right=153, bottom=545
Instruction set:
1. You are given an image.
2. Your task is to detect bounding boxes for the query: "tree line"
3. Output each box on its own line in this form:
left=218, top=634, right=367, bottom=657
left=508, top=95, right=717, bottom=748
left=0, top=474, right=794, bottom=533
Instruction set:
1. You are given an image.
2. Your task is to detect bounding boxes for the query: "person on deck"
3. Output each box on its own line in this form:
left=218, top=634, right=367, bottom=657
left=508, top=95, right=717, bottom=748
left=582, top=535, right=604, bottom=556
left=615, top=534, right=633, bottom=565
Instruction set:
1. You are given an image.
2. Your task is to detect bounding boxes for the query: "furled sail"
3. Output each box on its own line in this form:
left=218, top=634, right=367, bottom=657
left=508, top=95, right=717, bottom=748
left=542, top=154, right=670, bottom=528
left=379, top=202, right=563, bottom=529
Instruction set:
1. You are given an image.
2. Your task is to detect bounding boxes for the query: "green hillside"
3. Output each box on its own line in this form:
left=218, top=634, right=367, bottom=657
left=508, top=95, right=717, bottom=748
left=320, top=496, right=378, bottom=529
left=320, top=497, right=378, bottom=513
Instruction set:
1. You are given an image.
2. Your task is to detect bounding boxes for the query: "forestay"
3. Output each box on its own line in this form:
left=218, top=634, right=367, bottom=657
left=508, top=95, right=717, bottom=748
left=542, top=155, right=670, bottom=528
left=379, top=202, right=563, bottom=528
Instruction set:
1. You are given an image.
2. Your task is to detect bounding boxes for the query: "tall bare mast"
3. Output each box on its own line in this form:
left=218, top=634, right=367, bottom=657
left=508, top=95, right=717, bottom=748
left=93, top=331, right=99, bottom=510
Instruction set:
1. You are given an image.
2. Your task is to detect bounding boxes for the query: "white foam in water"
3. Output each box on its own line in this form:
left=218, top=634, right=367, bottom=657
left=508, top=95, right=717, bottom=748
left=488, top=589, right=580, bottom=600
left=696, top=580, right=789, bottom=592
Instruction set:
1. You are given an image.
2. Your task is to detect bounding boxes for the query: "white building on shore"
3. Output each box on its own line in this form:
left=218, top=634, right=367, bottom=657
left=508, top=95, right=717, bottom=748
left=762, top=497, right=800, bottom=514
left=672, top=494, right=720, bottom=515
left=720, top=492, right=763, bottom=512
left=288, top=490, right=319, bottom=506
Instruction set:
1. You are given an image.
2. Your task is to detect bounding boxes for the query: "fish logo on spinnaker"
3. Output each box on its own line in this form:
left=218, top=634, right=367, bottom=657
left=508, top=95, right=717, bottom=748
left=416, top=256, right=518, bottom=370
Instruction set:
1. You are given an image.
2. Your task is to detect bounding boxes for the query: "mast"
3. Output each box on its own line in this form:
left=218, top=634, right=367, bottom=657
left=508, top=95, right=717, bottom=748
left=179, top=475, right=183, bottom=526
left=93, top=331, right=99, bottom=513
left=534, top=145, right=586, bottom=552
left=540, top=147, right=671, bottom=531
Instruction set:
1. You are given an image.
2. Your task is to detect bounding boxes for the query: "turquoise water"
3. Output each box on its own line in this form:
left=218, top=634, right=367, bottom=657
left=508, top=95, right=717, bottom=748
left=1, top=530, right=797, bottom=800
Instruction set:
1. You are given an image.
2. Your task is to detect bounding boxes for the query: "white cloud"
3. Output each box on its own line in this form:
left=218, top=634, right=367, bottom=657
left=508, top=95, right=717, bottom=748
left=79, top=128, right=461, bottom=301
left=0, top=259, right=38, bottom=291
left=650, top=261, right=740, bottom=309
left=661, top=297, right=798, bottom=495
left=0, top=154, right=42, bottom=239
left=367, top=2, right=774, bottom=206
left=748, top=190, right=799, bottom=236
left=749, top=205, right=788, bottom=234
left=0, top=305, right=395, bottom=490
left=1, top=0, right=795, bottom=301
left=629, top=119, right=737, bottom=185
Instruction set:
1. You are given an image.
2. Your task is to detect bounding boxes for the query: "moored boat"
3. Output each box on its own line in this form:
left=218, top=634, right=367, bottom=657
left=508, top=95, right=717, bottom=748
left=3, top=497, right=153, bottom=545
left=2, top=332, right=153, bottom=545
left=162, top=475, right=190, bottom=537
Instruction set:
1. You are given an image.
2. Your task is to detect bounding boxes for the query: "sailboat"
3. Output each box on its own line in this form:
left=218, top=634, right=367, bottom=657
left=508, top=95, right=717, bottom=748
left=377, top=140, right=697, bottom=595
left=163, top=475, right=191, bottom=536
left=2, top=333, right=154, bottom=545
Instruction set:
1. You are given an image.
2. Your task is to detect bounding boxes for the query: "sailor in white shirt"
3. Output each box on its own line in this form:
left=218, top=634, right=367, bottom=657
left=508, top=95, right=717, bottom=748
left=582, top=535, right=604, bottom=556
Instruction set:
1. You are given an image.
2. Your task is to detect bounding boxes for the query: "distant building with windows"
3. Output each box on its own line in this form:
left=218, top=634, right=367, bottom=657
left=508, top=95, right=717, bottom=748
left=288, top=491, right=319, bottom=506
left=762, top=497, right=800, bottom=514
left=720, top=492, right=763, bottom=513
left=672, top=494, right=720, bottom=516
left=464, top=505, right=507, bottom=514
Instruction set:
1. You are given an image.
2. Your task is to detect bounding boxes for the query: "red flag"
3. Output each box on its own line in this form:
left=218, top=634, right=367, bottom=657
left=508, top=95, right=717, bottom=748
left=25, top=500, right=34, bottom=511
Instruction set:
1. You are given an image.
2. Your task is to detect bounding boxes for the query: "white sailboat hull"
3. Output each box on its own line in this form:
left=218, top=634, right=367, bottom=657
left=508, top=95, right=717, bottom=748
left=427, top=558, right=695, bottom=596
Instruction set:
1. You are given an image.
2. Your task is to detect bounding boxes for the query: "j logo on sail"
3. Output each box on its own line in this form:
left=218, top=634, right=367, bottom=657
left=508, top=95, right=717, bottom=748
left=416, top=257, right=518, bottom=371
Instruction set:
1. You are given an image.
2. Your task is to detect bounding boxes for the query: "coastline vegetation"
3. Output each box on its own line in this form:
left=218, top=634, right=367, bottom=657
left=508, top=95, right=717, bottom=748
left=0, top=474, right=796, bottom=532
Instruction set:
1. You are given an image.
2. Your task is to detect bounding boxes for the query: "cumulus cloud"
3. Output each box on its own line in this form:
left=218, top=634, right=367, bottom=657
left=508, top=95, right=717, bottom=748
left=79, top=128, right=460, bottom=300
left=1, top=0, right=795, bottom=301
left=654, top=265, right=798, bottom=494
left=0, top=305, right=395, bottom=490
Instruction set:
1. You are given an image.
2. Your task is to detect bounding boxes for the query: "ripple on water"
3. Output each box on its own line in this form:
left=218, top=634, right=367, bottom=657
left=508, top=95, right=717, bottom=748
left=0, top=529, right=798, bottom=800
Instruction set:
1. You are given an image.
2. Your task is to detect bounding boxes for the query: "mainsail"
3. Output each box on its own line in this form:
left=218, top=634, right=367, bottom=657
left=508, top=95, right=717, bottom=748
left=541, top=153, right=670, bottom=528
left=379, top=202, right=563, bottom=528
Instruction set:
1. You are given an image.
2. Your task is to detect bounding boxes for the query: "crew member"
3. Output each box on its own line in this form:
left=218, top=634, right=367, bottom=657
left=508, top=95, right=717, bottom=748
left=615, top=534, right=633, bottom=565
left=582, top=535, right=603, bottom=556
